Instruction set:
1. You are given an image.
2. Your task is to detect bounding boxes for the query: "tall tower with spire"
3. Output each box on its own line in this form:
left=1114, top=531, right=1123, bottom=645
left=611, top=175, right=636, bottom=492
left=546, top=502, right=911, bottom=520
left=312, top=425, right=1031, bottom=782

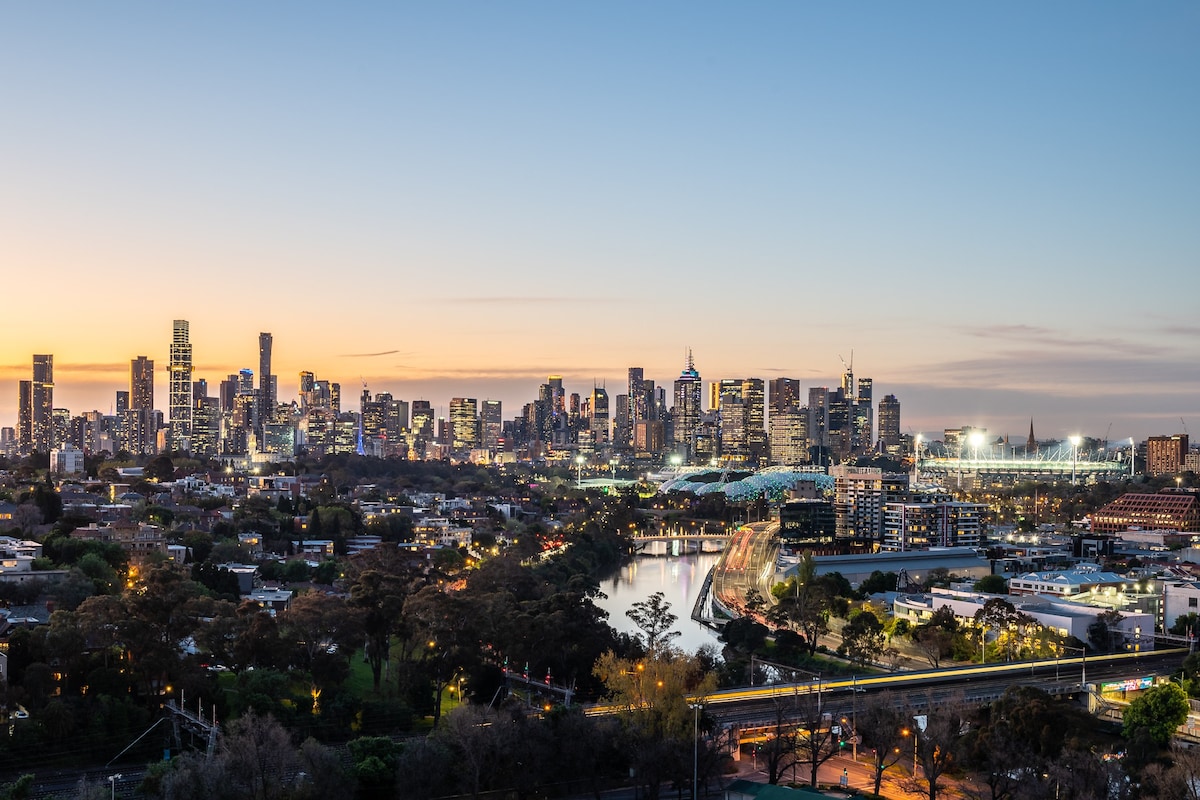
left=1026, top=419, right=1037, bottom=456
left=672, top=349, right=702, bottom=462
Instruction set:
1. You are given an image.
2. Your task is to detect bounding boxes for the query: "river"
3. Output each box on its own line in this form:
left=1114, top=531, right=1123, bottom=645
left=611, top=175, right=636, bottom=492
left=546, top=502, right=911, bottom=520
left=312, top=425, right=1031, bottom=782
left=594, top=549, right=726, bottom=655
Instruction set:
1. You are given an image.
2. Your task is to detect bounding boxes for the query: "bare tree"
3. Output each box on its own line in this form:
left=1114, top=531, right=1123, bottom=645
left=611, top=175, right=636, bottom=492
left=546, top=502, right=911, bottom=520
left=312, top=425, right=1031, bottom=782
left=758, top=694, right=803, bottom=784
left=858, top=692, right=911, bottom=797
left=792, top=682, right=838, bottom=788
left=221, top=711, right=301, bottom=800
left=909, top=692, right=970, bottom=800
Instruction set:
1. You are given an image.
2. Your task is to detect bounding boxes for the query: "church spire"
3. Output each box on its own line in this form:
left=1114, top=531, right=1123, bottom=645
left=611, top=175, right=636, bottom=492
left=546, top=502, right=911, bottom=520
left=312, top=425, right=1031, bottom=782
left=1027, top=419, right=1037, bottom=455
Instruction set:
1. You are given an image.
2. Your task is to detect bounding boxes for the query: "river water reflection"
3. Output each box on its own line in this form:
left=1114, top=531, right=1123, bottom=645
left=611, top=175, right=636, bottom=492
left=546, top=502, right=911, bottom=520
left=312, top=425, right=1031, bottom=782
left=594, top=551, right=725, bottom=655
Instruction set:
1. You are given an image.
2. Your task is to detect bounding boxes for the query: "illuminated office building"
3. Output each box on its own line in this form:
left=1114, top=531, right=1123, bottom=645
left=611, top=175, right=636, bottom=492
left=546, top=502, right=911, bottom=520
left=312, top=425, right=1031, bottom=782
left=672, top=351, right=702, bottom=461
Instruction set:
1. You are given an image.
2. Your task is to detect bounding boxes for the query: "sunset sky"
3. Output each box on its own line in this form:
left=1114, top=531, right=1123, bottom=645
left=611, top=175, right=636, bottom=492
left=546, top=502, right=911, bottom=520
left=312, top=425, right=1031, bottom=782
left=2, top=3, right=1196, bottom=443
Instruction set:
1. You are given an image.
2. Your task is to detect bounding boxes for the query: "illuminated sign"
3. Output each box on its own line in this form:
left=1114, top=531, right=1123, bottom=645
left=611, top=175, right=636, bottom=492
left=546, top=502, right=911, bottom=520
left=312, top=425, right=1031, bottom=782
left=1100, top=676, right=1155, bottom=693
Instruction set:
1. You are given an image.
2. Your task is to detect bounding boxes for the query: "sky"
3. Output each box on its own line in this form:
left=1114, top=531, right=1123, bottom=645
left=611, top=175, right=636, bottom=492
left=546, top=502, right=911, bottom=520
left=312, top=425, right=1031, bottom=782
left=1, top=3, right=1197, bottom=444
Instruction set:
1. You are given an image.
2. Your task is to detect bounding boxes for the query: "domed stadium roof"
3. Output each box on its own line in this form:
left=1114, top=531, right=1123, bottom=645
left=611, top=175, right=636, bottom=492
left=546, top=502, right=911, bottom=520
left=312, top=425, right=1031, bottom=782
left=658, top=466, right=833, bottom=503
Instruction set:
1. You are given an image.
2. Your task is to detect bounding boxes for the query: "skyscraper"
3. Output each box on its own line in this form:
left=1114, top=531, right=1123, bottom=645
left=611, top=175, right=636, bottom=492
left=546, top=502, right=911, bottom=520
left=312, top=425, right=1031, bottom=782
left=628, top=367, right=648, bottom=422
left=852, top=377, right=873, bottom=454
left=878, top=394, right=901, bottom=454
left=672, top=350, right=702, bottom=461
left=128, top=355, right=158, bottom=455
left=769, top=377, right=801, bottom=413
left=130, top=356, right=154, bottom=412
left=17, top=380, right=31, bottom=454
left=169, top=320, right=193, bottom=449
left=481, top=400, right=502, bottom=450
left=742, top=378, right=766, bottom=464
left=31, top=355, right=54, bottom=453
left=589, top=385, right=610, bottom=445
left=449, top=397, right=479, bottom=450
left=259, top=333, right=275, bottom=425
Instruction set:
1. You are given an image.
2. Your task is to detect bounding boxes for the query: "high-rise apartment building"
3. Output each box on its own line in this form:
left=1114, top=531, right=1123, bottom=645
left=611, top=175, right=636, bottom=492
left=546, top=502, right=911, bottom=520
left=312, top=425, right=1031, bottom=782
left=831, top=465, right=911, bottom=547
left=169, top=320, right=192, bottom=449
left=17, top=381, right=32, bottom=454
left=130, top=356, right=154, bottom=411
left=1147, top=434, right=1189, bottom=477
left=21, top=355, right=55, bottom=454
left=672, top=351, right=702, bottom=461
left=628, top=368, right=648, bottom=422
left=878, top=394, right=901, bottom=454
left=258, top=332, right=275, bottom=425
left=128, top=356, right=158, bottom=455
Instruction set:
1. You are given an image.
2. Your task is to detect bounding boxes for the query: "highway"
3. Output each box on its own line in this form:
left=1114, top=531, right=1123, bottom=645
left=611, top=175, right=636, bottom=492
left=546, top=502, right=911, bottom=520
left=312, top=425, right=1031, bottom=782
left=711, top=521, right=778, bottom=618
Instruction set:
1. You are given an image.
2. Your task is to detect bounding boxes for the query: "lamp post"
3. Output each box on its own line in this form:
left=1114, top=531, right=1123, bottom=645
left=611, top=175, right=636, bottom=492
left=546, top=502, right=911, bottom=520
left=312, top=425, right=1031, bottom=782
left=689, top=702, right=703, bottom=800
left=108, top=774, right=122, bottom=800
left=575, top=455, right=585, bottom=488
left=1059, top=643, right=1086, bottom=689
left=1069, top=435, right=1082, bottom=486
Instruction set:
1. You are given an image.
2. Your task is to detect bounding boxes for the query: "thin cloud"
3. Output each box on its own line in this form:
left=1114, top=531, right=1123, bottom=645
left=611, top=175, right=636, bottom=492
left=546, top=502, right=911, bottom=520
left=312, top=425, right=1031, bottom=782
left=338, top=350, right=402, bottom=358
left=1163, top=324, right=1200, bottom=337
left=895, top=350, right=1200, bottom=397
left=0, top=361, right=127, bottom=376
left=447, top=296, right=616, bottom=305
left=957, top=324, right=1163, bottom=357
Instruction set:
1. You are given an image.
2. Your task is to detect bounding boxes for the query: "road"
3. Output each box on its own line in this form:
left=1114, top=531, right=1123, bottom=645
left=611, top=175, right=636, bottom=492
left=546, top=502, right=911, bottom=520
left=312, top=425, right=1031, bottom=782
left=712, top=522, right=778, bottom=619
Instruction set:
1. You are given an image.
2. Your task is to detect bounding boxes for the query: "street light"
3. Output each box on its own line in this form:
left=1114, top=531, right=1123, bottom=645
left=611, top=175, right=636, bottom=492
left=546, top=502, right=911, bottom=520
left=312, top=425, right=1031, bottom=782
left=689, top=702, right=703, bottom=800
left=1069, top=435, right=1082, bottom=486
left=1058, top=643, right=1087, bottom=689
left=108, top=774, right=122, bottom=800
left=575, top=455, right=585, bottom=487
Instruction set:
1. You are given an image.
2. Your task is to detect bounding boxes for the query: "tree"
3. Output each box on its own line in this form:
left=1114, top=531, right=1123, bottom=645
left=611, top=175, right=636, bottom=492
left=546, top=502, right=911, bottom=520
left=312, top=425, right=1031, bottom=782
left=913, top=626, right=955, bottom=669
left=858, top=570, right=898, bottom=597
left=757, top=696, right=803, bottom=785
left=1123, top=683, right=1189, bottom=747
left=858, top=692, right=910, bottom=797
left=792, top=680, right=838, bottom=787
left=1139, top=743, right=1200, bottom=800
left=626, top=591, right=680, bottom=653
left=593, top=650, right=717, bottom=800
left=1089, top=609, right=1125, bottom=654
left=348, top=557, right=422, bottom=690
left=839, top=610, right=886, bottom=666
left=910, top=693, right=970, bottom=800
left=277, top=592, right=363, bottom=699
left=772, top=553, right=831, bottom=655
left=144, top=455, right=176, bottom=482
left=973, top=575, right=1008, bottom=594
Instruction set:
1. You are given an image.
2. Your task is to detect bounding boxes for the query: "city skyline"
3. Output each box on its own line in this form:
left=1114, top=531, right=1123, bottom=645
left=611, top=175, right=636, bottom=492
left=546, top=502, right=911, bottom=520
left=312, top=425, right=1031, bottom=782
left=0, top=324, right=1189, bottom=446
left=2, top=3, right=1196, bottom=442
